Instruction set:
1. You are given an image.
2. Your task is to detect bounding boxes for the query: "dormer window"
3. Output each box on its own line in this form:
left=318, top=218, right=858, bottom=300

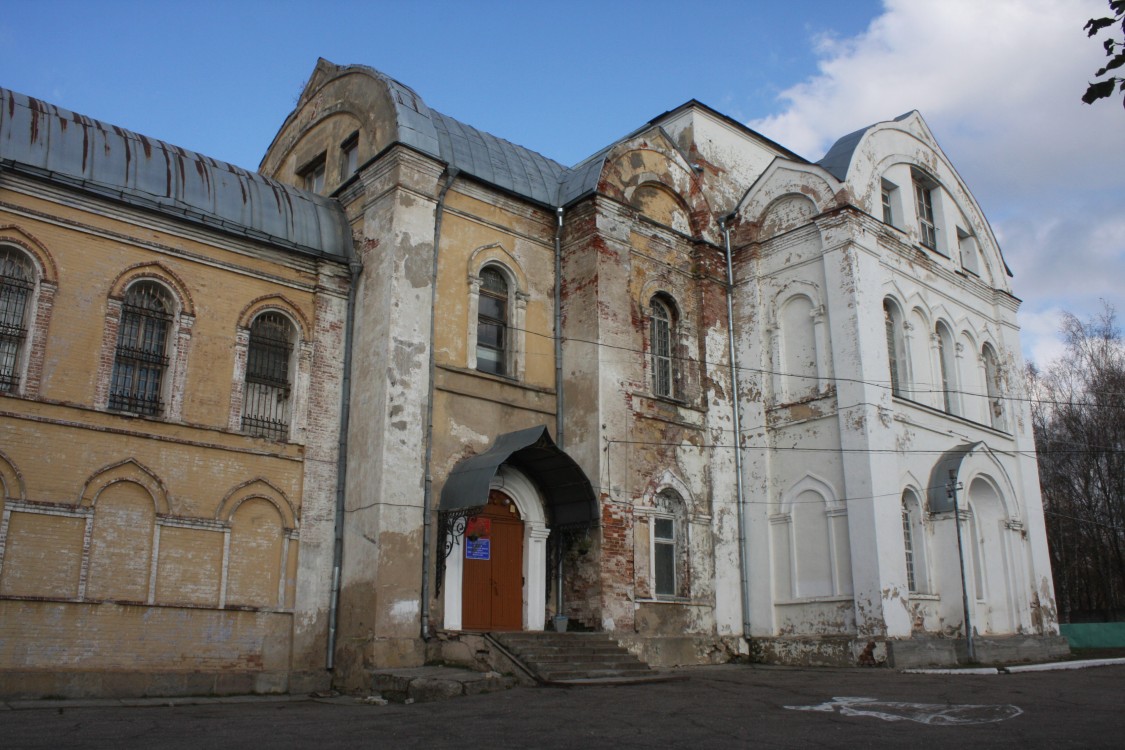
left=881, top=180, right=898, bottom=227
left=300, top=154, right=326, bottom=194
left=341, top=133, right=359, bottom=179
left=913, top=173, right=937, bottom=250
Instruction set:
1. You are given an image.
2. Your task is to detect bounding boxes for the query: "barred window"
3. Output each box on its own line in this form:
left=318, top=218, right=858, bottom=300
left=110, top=282, right=172, bottom=415
left=902, top=500, right=917, bottom=593
left=650, top=296, right=675, bottom=398
left=476, top=267, right=508, bottom=376
left=242, top=312, right=294, bottom=440
left=0, top=247, right=34, bottom=393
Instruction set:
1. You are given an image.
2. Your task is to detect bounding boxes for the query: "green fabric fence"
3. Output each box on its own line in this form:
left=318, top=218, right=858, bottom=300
left=1060, top=623, right=1125, bottom=649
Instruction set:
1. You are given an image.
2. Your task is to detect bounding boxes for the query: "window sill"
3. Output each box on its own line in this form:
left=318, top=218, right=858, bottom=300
left=909, top=593, right=940, bottom=601
left=775, top=595, right=854, bottom=606
left=891, top=395, right=1012, bottom=436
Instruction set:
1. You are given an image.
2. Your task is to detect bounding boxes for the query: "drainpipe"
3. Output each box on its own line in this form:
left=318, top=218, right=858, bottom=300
left=553, top=206, right=565, bottom=615
left=420, top=167, right=460, bottom=641
left=720, top=217, right=752, bottom=640
left=326, top=257, right=362, bottom=670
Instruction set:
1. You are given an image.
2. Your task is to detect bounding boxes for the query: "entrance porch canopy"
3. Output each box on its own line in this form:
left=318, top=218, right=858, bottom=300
left=439, top=426, right=599, bottom=529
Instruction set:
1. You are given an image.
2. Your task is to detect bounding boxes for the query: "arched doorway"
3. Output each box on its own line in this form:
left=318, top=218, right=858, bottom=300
left=462, top=489, right=524, bottom=630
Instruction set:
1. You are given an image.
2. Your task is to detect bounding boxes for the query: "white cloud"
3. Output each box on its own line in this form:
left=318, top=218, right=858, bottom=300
left=749, top=0, right=1125, bottom=366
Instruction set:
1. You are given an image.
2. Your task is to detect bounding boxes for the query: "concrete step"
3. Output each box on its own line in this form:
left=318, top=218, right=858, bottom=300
left=491, top=632, right=656, bottom=684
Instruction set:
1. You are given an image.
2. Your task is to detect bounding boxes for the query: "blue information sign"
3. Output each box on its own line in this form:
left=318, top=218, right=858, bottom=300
left=465, top=538, right=490, bottom=560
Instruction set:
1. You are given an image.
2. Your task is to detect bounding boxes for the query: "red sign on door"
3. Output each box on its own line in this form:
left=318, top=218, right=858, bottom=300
left=465, top=517, right=492, bottom=540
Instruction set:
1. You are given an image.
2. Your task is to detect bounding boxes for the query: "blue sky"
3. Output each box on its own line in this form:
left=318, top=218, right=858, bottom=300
left=2, top=0, right=1121, bottom=365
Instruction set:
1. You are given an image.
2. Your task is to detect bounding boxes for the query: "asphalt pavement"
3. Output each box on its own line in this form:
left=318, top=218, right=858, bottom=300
left=3, top=662, right=1123, bottom=749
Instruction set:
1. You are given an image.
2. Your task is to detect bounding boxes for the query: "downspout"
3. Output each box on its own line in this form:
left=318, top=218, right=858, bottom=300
left=327, top=256, right=362, bottom=670
left=420, top=167, right=460, bottom=641
left=553, top=206, right=565, bottom=615
left=720, top=217, right=752, bottom=640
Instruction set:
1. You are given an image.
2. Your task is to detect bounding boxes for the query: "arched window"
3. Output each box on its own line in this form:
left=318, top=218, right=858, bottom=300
left=109, top=282, right=173, bottom=415
left=884, top=299, right=907, bottom=397
left=476, top=267, right=508, bottom=376
left=650, top=295, right=676, bottom=398
left=901, top=489, right=929, bottom=594
left=0, top=247, right=34, bottom=393
left=242, top=312, right=295, bottom=439
left=982, top=344, right=1004, bottom=430
left=935, top=322, right=958, bottom=415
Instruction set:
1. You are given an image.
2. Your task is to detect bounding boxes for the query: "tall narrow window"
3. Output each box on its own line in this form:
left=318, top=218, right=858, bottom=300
left=902, top=500, right=917, bottom=593
left=653, top=516, right=676, bottom=597
left=650, top=296, right=675, bottom=398
left=242, top=312, right=294, bottom=439
left=982, top=344, right=1004, bottom=430
left=884, top=300, right=905, bottom=397
left=109, top=282, right=172, bottom=415
left=914, top=176, right=937, bottom=249
left=652, top=488, right=685, bottom=598
left=340, top=133, right=358, bottom=179
left=881, top=180, right=898, bottom=227
left=0, top=247, right=33, bottom=393
left=936, top=322, right=957, bottom=414
left=476, top=267, right=508, bottom=376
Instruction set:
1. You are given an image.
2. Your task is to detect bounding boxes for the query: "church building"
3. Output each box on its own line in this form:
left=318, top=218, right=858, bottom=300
left=0, top=59, right=1063, bottom=697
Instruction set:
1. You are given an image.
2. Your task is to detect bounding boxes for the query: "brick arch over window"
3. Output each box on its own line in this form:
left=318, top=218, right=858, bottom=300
left=216, top=477, right=298, bottom=530
left=79, top=458, right=170, bottom=514
left=97, top=264, right=195, bottom=420
left=625, top=180, right=693, bottom=235
left=230, top=296, right=313, bottom=442
left=78, top=459, right=168, bottom=604
left=466, top=246, right=528, bottom=380
left=0, top=448, right=26, bottom=502
left=0, top=227, right=59, bottom=398
left=217, top=478, right=298, bottom=610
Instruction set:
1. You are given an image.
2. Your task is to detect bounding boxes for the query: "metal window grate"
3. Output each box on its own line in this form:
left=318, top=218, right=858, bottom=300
left=902, top=506, right=917, bottom=592
left=0, top=248, right=33, bottom=393
left=650, top=299, right=674, bottom=398
left=109, top=282, right=171, bottom=415
left=242, top=312, right=293, bottom=439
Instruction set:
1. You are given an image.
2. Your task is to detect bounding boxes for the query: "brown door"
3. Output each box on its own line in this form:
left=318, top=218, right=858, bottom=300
left=462, top=490, right=524, bottom=630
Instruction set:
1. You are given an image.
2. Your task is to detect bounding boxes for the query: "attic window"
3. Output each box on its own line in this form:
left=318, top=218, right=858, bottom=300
left=341, top=133, right=359, bottom=179
left=300, top=154, right=326, bottom=194
left=911, top=169, right=938, bottom=250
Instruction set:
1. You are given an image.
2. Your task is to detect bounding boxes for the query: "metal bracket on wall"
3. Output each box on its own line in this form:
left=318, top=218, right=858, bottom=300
left=435, top=507, right=480, bottom=595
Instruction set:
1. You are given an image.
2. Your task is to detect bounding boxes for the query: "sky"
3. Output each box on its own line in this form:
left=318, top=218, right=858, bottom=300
left=1, top=0, right=1121, bottom=366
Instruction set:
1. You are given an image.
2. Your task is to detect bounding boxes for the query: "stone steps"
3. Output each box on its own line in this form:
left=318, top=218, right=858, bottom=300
left=491, top=632, right=672, bottom=685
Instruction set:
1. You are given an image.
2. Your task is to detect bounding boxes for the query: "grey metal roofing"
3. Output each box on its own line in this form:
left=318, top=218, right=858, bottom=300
left=817, top=111, right=916, bottom=181
left=440, top=425, right=599, bottom=529
left=0, top=87, right=351, bottom=260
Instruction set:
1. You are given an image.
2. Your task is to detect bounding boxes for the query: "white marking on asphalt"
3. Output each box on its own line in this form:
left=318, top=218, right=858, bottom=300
left=784, top=696, right=1023, bottom=725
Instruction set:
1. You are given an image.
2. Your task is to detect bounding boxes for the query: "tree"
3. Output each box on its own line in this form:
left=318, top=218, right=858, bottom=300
left=1030, top=304, right=1125, bottom=621
left=1083, top=1, right=1125, bottom=108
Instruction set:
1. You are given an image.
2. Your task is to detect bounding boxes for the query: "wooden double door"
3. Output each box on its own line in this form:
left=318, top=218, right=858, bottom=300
left=462, top=490, right=524, bottom=631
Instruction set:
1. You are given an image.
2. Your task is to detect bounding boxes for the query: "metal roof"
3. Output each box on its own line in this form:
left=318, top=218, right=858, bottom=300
left=817, top=111, right=916, bottom=181
left=430, top=111, right=568, bottom=208
left=0, top=87, right=352, bottom=260
left=439, top=425, right=599, bottom=529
